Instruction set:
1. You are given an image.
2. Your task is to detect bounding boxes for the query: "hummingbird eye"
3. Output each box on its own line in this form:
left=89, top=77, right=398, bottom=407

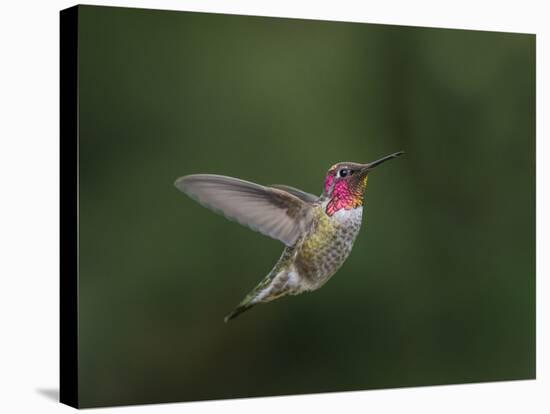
left=338, top=168, right=352, bottom=178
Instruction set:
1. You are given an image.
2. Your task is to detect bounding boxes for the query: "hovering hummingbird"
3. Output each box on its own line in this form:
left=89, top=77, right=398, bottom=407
left=175, top=151, right=404, bottom=322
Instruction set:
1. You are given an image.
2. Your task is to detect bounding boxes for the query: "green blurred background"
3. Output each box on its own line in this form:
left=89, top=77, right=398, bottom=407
left=76, top=5, right=535, bottom=408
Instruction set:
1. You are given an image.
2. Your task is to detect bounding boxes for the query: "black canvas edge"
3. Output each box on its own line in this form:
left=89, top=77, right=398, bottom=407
left=60, top=5, right=79, bottom=409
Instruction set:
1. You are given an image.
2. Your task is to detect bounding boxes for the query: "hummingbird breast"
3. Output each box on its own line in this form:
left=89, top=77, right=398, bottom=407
left=292, top=204, right=363, bottom=291
left=243, top=204, right=364, bottom=307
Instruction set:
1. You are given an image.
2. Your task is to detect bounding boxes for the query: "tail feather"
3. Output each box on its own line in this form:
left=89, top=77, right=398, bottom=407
left=224, top=303, right=255, bottom=323
left=223, top=278, right=285, bottom=322
left=224, top=274, right=272, bottom=322
left=224, top=256, right=293, bottom=322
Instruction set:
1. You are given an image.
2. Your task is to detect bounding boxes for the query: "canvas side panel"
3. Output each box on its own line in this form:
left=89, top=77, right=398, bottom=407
left=60, top=5, right=79, bottom=409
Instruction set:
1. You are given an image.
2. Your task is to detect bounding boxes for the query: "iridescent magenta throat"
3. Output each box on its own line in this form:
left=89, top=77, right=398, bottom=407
left=325, top=179, right=362, bottom=216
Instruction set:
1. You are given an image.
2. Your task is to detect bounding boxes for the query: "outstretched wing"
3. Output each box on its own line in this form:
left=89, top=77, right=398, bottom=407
left=174, top=174, right=314, bottom=246
left=269, top=184, right=319, bottom=203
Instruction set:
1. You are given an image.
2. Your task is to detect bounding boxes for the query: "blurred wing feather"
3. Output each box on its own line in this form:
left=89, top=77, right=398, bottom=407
left=269, top=184, right=318, bottom=203
left=174, top=174, right=313, bottom=246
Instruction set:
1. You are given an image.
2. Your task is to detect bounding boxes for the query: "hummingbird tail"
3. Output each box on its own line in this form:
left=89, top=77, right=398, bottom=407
left=224, top=265, right=292, bottom=322
left=224, top=303, right=255, bottom=323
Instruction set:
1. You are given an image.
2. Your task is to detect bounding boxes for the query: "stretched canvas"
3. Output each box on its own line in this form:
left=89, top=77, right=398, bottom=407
left=60, top=4, right=536, bottom=408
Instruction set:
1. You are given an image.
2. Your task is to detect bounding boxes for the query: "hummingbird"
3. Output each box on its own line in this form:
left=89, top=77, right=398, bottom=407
left=174, top=151, right=404, bottom=322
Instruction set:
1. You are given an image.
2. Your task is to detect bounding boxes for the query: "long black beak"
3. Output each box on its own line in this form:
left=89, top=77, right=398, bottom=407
left=362, top=151, right=405, bottom=171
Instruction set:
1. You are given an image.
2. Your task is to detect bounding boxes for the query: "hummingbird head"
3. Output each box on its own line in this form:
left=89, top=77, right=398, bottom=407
left=324, top=151, right=404, bottom=216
